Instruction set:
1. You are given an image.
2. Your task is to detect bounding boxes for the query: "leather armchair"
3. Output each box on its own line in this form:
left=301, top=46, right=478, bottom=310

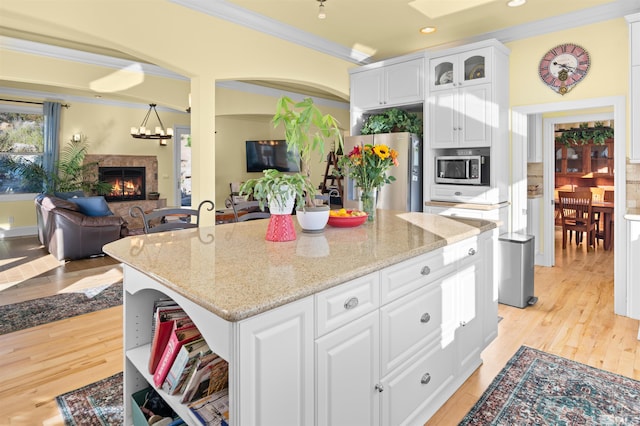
left=35, top=194, right=128, bottom=261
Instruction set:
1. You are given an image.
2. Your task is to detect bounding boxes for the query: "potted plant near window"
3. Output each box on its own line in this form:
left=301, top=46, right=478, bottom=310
left=271, top=96, right=344, bottom=232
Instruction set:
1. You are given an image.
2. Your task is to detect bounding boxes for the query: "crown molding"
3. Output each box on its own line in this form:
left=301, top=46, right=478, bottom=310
left=430, top=0, right=640, bottom=51
left=168, top=0, right=372, bottom=64
left=0, top=36, right=188, bottom=81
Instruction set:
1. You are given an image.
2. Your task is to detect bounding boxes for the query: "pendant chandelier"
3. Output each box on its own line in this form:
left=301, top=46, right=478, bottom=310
left=130, top=104, right=173, bottom=141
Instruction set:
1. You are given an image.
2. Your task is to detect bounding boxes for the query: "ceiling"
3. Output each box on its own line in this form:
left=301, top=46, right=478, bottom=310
left=0, top=0, right=636, bottom=105
left=223, top=0, right=625, bottom=61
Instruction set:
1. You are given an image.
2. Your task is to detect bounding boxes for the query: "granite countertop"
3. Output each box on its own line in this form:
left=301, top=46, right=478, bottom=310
left=104, top=210, right=496, bottom=322
left=625, top=208, right=640, bottom=221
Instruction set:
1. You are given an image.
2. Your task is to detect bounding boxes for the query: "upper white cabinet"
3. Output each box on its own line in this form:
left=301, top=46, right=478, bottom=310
left=430, top=47, right=492, bottom=91
left=429, top=83, right=492, bottom=147
left=351, top=57, right=424, bottom=110
left=428, top=43, right=507, bottom=149
left=627, top=13, right=640, bottom=161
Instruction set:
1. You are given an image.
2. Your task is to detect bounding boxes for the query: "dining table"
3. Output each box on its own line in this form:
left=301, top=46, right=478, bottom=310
left=592, top=200, right=615, bottom=250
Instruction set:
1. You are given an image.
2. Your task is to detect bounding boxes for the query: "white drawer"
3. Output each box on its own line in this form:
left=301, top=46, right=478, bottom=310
left=381, top=341, right=455, bottom=426
left=380, top=282, right=444, bottom=376
left=431, top=184, right=498, bottom=204
left=316, top=272, right=380, bottom=337
left=380, top=249, right=454, bottom=304
left=442, top=236, right=479, bottom=265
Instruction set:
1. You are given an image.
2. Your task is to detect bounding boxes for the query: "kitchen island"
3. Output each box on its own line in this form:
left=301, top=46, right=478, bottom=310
left=104, top=211, right=498, bottom=426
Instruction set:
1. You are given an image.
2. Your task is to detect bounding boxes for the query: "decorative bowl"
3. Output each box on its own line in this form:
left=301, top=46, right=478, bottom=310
left=328, top=210, right=368, bottom=228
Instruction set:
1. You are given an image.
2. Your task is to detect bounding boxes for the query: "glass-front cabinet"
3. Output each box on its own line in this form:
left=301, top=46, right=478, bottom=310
left=555, top=140, right=613, bottom=176
left=430, top=47, right=492, bottom=90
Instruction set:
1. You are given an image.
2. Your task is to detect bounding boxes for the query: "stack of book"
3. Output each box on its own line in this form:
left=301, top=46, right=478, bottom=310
left=149, top=299, right=229, bottom=426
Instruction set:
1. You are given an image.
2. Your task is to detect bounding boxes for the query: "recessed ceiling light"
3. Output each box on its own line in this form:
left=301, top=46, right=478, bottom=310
left=420, top=26, right=436, bottom=34
left=507, top=0, right=526, bottom=7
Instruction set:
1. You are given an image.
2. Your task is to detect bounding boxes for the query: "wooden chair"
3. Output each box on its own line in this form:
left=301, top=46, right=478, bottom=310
left=575, top=187, right=605, bottom=243
left=595, top=190, right=615, bottom=246
left=231, top=200, right=270, bottom=222
left=129, top=200, right=215, bottom=234
left=558, top=191, right=596, bottom=249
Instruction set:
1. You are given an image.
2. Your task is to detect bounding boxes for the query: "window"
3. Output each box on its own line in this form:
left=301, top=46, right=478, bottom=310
left=0, top=105, right=45, bottom=194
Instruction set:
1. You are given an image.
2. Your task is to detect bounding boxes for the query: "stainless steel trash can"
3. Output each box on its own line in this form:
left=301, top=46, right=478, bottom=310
left=498, top=233, right=537, bottom=308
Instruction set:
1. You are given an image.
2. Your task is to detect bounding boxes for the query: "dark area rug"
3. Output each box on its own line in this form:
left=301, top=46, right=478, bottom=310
left=0, top=283, right=122, bottom=335
left=460, top=346, right=640, bottom=425
left=56, top=372, right=123, bottom=426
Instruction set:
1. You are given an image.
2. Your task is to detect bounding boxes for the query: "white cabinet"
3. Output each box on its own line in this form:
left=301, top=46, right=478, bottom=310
left=316, top=232, right=496, bottom=426
left=430, top=47, right=492, bottom=91
left=429, top=83, right=492, bottom=147
left=627, top=219, right=640, bottom=319
left=316, top=311, right=380, bottom=426
left=239, top=297, right=315, bottom=426
left=123, top=230, right=497, bottom=426
left=351, top=58, right=424, bottom=110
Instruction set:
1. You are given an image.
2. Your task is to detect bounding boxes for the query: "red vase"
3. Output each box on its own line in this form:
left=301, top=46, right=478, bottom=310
left=265, top=214, right=296, bottom=242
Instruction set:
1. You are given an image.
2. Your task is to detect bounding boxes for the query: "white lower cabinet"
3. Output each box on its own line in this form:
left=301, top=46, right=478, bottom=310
left=316, top=311, right=380, bottom=426
left=315, top=233, right=496, bottom=426
left=123, top=232, right=496, bottom=426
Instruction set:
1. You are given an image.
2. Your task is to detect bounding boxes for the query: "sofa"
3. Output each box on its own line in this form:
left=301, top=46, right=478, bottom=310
left=35, top=194, right=128, bottom=261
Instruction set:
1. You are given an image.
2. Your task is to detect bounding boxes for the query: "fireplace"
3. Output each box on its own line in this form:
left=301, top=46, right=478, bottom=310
left=99, top=166, right=146, bottom=201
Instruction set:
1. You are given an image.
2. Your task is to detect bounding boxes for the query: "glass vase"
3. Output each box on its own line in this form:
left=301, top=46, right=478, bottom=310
left=359, top=189, right=376, bottom=222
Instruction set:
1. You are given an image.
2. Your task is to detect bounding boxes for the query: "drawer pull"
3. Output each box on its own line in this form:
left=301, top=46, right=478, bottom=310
left=420, top=313, right=431, bottom=323
left=421, top=373, right=431, bottom=385
left=420, top=266, right=431, bottom=275
left=374, top=384, right=384, bottom=393
left=344, top=297, right=359, bottom=310
left=468, top=248, right=477, bottom=256
left=455, top=191, right=462, bottom=196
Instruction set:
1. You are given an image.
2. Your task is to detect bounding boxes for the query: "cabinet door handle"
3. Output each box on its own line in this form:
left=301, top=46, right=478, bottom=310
left=421, top=373, right=431, bottom=385
left=374, top=384, right=384, bottom=393
left=420, top=265, right=431, bottom=275
left=468, top=248, right=477, bottom=256
left=420, top=313, right=431, bottom=323
left=344, top=297, right=359, bottom=310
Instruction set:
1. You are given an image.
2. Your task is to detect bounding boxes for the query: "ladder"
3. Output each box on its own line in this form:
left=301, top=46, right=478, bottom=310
left=320, top=151, right=343, bottom=205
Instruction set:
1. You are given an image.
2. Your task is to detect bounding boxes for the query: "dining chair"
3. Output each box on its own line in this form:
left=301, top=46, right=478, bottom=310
left=557, top=191, right=596, bottom=250
left=129, top=200, right=215, bottom=234
left=595, top=190, right=615, bottom=246
left=231, top=200, right=270, bottom=222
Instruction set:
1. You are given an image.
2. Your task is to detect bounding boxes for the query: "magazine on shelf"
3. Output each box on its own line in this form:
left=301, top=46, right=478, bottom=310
left=188, top=388, right=229, bottom=426
left=180, top=354, right=227, bottom=404
left=162, top=338, right=211, bottom=395
left=153, top=323, right=201, bottom=387
left=148, top=303, right=191, bottom=374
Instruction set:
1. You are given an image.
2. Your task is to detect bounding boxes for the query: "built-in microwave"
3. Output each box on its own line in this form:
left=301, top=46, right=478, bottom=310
left=435, top=152, right=490, bottom=185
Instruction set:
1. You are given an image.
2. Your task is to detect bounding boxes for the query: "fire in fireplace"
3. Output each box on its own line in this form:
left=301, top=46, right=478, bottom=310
left=99, top=167, right=146, bottom=201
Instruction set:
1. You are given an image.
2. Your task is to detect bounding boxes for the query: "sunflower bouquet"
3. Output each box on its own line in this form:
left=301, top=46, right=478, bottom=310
left=338, top=143, right=398, bottom=220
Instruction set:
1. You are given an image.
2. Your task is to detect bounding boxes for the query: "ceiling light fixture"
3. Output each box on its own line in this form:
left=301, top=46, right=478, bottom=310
left=507, top=0, right=526, bottom=7
left=131, top=103, right=173, bottom=141
left=420, top=26, right=437, bottom=34
left=317, top=0, right=326, bottom=19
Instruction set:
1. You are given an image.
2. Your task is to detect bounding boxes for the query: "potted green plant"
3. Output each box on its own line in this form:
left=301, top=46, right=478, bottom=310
left=360, top=108, right=422, bottom=136
left=239, top=168, right=314, bottom=214
left=271, top=96, right=344, bottom=232
left=2, top=133, right=112, bottom=195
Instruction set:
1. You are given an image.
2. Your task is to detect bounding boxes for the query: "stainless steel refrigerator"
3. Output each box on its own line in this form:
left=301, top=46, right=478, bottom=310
left=342, top=132, right=422, bottom=211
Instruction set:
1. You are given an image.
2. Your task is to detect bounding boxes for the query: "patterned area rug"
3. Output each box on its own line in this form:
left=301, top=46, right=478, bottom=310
left=56, top=372, right=123, bottom=426
left=460, top=346, right=640, bottom=425
left=0, top=283, right=122, bottom=335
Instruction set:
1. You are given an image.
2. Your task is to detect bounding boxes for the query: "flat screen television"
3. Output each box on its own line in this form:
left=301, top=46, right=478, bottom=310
left=245, top=140, right=301, bottom=173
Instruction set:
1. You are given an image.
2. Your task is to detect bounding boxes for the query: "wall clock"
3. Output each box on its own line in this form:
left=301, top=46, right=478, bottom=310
left=538, top=43, right=590, bottom=95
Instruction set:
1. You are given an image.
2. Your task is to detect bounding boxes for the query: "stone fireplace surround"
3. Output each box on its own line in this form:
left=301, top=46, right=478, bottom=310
left=84, top=155, right=165, bottom=230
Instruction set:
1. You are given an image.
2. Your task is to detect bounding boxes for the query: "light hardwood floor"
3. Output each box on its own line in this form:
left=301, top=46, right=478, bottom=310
left=0, top=232, right=638, bottom=425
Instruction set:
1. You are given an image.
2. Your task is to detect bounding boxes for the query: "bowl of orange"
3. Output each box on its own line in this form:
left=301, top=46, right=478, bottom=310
left=327, top=209, right=368, bottom=227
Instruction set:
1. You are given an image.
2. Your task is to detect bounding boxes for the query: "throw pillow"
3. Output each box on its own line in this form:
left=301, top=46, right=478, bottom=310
left=71, top=196, right=114, bottom=217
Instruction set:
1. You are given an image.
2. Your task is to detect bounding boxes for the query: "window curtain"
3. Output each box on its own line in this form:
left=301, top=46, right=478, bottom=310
left=43, top=101, right=61, bottom=178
